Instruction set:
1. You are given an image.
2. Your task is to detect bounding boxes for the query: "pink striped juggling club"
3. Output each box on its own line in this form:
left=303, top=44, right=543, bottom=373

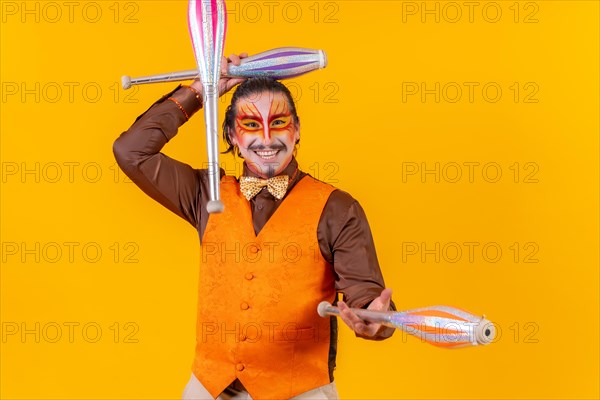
left=318, top=302, right=496, bottom=348
left=188, top=0, right=227, bottom=213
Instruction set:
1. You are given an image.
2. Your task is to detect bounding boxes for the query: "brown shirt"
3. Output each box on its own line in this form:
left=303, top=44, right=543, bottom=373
left=113, top=85, right=394, bottom=340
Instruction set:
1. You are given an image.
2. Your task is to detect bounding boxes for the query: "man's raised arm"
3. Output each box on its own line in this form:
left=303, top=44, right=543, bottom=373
left=113, top=85, right=204, bottom=228
left=113, top=54, right=247, bottom=229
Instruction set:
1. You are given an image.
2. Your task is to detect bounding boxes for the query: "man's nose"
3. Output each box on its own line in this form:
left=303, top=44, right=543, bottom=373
left=262, top=126, right=272, bottom=145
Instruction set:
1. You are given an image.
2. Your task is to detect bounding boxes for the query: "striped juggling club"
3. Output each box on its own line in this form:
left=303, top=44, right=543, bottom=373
left=121, top=47, right=327, bottom=89
left=188, top=0, right=227, bottom=213
left=318, top=302, right=496, bottom=348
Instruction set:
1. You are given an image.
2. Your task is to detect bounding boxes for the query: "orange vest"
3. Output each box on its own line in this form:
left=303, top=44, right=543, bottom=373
left=192, top=175, right=337, bottom=399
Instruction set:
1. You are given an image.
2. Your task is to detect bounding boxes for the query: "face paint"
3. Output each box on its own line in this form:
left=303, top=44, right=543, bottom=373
left=230, top=91, right=299, bottom=178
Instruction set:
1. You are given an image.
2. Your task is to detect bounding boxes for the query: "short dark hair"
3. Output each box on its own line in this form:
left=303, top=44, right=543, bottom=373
left=222, top=77, right=300, bottom=156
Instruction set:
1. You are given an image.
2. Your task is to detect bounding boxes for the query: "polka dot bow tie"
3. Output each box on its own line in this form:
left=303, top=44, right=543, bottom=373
left=239, top=175, right=290, bottom=200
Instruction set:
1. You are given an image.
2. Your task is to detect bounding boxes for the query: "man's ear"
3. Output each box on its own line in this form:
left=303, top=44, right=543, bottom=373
left=228, top=127, right=237, bottom=145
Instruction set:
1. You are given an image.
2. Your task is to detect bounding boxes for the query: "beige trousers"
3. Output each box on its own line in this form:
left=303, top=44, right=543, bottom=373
left=182, top=373, right=339, bottom=400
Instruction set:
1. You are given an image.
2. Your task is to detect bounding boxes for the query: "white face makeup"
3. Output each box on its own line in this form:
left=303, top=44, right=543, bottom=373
left=230, top=91, right=299, bottom=178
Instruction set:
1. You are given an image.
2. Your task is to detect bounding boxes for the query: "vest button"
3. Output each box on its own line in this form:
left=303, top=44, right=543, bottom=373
left=249, top=245, right=260, bottom=253
left=240, top=334, right=247, bottom=341
left=240, top=302, right=249, bottom=310
left=236, top=363, right=245, bottom=371
left=245, top=273, right=254, bottom=280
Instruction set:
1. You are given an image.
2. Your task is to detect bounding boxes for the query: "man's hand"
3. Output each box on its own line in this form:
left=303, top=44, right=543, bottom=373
left=338, top=288, right=393, bottom=338
left=190, top=52, right=248, bottom=97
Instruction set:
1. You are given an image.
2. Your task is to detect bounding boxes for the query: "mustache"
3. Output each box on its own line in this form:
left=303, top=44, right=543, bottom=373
left=246, top=142, right=287, bottom=152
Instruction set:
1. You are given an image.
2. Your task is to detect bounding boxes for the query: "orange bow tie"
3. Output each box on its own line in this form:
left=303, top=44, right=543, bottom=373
left=239, top=175, right=290, bottom=200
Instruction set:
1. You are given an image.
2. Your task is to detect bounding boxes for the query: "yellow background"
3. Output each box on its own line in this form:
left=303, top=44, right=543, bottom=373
left=1, top=0, right=598, bottom=398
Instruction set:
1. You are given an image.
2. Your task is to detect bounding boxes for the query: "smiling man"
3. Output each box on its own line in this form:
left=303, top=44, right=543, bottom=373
left=114, top=54, right=394, bottom=400
left=229, top=91, right=297, bottom=176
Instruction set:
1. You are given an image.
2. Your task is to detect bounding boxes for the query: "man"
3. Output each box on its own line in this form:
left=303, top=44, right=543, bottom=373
left=113, top=54, right=394, bottom=400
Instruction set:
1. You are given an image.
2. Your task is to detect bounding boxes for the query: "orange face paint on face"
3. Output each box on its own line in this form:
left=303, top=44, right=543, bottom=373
left=230, top=91, right=299, bottom=178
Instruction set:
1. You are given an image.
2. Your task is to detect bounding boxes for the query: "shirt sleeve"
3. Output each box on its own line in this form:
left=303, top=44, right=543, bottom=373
left=113, top=85, right=204, bottom=229
left=317, top=189, right=395, bottom=340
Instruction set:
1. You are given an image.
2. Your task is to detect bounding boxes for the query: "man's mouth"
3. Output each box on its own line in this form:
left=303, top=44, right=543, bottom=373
left=253, top=149, right=281, bottom=160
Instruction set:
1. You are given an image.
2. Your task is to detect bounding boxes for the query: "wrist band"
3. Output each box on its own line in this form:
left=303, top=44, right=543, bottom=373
left=167, top=97, right=190, bottom=120
left=183, top=85, right=203, bottom=105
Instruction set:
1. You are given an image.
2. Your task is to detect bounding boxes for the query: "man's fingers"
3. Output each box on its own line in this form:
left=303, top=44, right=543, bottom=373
left=354, top=322, right=368, bottom=335
left=339, top=302, right=376, bottom=335
left=379, top=288, right=393, bottom=306
left=220, top=56, right=228, bottom=71
left=339, top=301, right=381, bottom=337
left=338, top=302, right=362, bottom=328
left=228, top=53, right=241, bottom=66
left=368, top=288, right=393, bottom=311
left=220, top=53, right=246, bottom=82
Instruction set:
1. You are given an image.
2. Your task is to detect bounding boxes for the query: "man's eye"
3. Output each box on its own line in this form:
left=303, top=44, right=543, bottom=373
left=243, top=121, right=260, bottom=128
left=271, top=118, right=289, bottom=127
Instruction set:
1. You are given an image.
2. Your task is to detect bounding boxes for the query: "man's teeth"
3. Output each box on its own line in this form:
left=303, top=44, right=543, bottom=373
left=256, top=150, right=278, bottom=159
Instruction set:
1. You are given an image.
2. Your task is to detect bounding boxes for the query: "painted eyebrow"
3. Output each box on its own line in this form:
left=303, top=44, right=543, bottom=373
left=269, top=113, right=292, bottom=121
left=237, top=114, right=262, bottom=120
